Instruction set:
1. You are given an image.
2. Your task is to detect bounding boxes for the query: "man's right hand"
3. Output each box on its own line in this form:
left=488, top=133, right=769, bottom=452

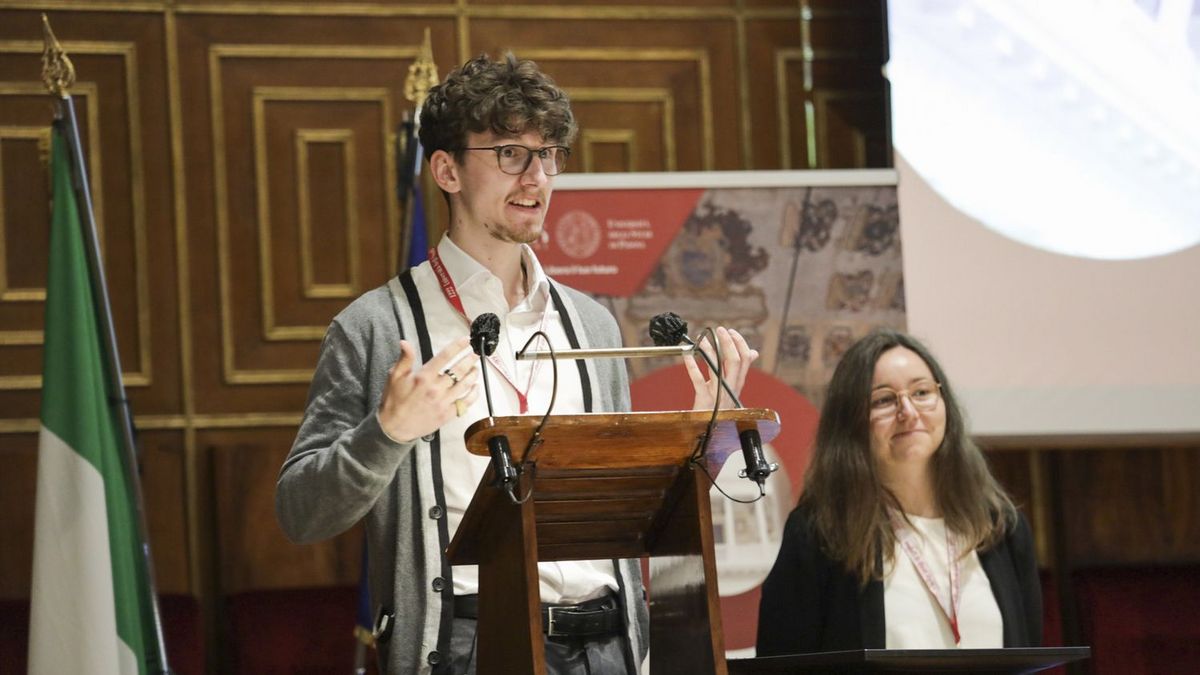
left=377, top=336, right=480, bottom=443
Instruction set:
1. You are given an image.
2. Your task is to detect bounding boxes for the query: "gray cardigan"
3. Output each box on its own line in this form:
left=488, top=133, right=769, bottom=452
left=276, top=272, right=650, bottom=674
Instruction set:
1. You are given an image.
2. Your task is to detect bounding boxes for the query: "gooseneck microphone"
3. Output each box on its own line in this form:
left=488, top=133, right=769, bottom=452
left=648, top=312, right=777, bottom=493
left=647, top=311, right=689, bottom=349
left=470, top=312, right=500, bottom=361
left=648, top=312, right=742, bottom=406
left=737, top=427, right=774, bottom=491
left=470, top=313, right=517, bottom=499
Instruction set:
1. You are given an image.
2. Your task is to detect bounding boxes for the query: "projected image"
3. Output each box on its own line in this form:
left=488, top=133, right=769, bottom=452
left=889, top=0, right=1200, bottom=259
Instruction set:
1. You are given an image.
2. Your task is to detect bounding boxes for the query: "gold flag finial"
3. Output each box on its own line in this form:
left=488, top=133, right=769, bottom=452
left=403, top=28, right=439, bottom=120
left=41, top=14, right=75, bottom=98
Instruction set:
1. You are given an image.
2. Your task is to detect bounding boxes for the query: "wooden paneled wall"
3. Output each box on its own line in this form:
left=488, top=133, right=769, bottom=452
left=0, top=0, right=888, bottom=602
left=3, top=0, right=1198, bottom=666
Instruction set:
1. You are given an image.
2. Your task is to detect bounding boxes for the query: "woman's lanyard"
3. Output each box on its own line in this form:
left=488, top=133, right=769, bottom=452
left=892, top=513, right=962, bottom=644
left=428, top=246, right=546, bottom=414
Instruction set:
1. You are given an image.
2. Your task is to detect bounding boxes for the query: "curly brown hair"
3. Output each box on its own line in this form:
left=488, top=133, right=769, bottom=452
left=418, top=52, right=577, bottom=163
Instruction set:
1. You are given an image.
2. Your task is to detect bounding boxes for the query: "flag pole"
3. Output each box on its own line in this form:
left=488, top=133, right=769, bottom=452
left=41, top=15, right=173, bottom=675
left=394, top=114, right=419, bottom=273
left=395, top=27, right=438, bottom=274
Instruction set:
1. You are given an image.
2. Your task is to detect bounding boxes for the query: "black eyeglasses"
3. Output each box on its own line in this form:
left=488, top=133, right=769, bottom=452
left=462, top=144, right=570, bottom=176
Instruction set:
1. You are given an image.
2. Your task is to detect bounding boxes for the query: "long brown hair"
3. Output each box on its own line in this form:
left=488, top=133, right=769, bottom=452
left=798, top=329, right=1015, bottom=585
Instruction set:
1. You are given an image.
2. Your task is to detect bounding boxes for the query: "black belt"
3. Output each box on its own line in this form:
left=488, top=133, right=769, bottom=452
left=453, top=594, right=622, bottom=638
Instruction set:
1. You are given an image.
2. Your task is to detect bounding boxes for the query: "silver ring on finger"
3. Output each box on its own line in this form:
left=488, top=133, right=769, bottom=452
left=441, top=367, right=460, bottom=385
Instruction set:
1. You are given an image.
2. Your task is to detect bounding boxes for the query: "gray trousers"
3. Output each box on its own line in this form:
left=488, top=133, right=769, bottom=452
left=447, top=617, right=632, bottom=675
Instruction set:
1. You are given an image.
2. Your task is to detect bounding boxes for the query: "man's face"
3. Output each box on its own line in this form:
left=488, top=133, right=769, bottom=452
left=448, top=129, right=556, bottom=245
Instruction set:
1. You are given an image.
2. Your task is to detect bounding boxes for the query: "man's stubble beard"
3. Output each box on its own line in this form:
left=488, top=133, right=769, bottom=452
left=486, top=220, right=543, bottom=245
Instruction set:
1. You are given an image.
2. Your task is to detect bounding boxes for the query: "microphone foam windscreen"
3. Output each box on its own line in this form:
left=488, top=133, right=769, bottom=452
left=649, top=312, right=688, bottom=346
left=470, top=313, right=501, bottom=356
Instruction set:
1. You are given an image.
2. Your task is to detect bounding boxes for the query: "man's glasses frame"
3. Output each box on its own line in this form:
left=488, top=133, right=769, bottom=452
left=462, top=143, right=571, bottom=176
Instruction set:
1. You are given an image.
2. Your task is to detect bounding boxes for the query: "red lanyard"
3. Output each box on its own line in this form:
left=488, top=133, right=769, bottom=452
left=892, top=512, right=962, bottom=644
left=427, top=246, right=543, bottom=414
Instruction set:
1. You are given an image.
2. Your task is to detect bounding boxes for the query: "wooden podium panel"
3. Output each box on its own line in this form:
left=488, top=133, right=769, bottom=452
left=446, top=408, right=780, bottom=675
left=728, top=647, right=1092, bottom=674
left=461, top=409, right=779, bottom=468
left=448, top=409, right=780, bottom=565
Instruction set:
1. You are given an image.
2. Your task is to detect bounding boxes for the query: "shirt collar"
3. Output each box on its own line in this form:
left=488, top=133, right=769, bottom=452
left=434, top=235, right=550, bottom=309
left=435, top=234, right=490, bottom=292
left=520, top=245, right=551, bottom=309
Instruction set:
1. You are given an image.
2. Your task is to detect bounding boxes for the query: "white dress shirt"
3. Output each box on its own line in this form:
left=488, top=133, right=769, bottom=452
left=417, top=235, right=619, bottom=603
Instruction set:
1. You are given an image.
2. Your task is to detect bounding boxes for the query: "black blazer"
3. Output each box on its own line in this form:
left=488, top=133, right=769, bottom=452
left=756, top=504, right=1042, bottom=655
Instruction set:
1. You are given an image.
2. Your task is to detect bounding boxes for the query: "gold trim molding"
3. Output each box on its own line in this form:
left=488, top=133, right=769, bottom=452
left=166, top=3, right=802, bottom=20
left=0, top=126, right=52, bottom=303
left=776, top=47, right=880, bottom=169
left=520, top=48, right=713, bottom=171
left=0, top=76, right=104, bottom=251
left=0, top=329, right=43, bottom=345
left=813, top=89, right=873, bottom=168
left=775, top=48, right=809, bottom=169
left=0, top=39, right=152, bottom=390
left=251, top=88, right=385, bottom=342
left=0, top=411, right=305, bottom=435
left=580, top=129, right=637, bottom=173
left=294, top=127, right=360, bottom=302
left=569, top=88, right=675, bottom=171
left=209, top=44, right=411, bottom=383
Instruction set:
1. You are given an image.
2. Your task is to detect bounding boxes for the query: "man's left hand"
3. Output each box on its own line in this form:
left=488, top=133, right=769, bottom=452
left=685, top=326, right=759, bottom=410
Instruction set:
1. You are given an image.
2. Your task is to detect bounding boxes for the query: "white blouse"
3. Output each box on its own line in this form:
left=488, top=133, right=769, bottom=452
left=883, top=515, right=1004, bottom=649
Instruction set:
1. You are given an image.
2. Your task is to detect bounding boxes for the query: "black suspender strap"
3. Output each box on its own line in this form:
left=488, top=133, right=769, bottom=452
left=547, top=282, right=592, bottom=413
left=397, top=270, right=456, bottom=670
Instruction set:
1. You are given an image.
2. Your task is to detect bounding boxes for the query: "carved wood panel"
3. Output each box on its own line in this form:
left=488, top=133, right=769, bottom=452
left=1056, top=447, right=1200, bottom=565
left=207, top=428, right=362, bottom=594
left=0, top=429, right=190, bottom=597
left=0, top=10, right=181, bottom=417
left=0, top=0, right=896, bottom=614
left=6, top=7, right=1200, bottom=675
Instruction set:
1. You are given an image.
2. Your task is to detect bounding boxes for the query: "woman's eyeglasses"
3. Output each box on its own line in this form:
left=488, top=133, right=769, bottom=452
left=869, top=381, right=942, bottom=418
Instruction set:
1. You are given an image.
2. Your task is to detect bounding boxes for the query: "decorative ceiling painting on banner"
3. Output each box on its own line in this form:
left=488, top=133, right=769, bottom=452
left=542, top=169, right=903, bottom=655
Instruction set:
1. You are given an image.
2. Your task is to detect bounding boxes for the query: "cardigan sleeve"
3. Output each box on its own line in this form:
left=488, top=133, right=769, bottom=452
left=1009, top=512, right=1044, bottom=646
left=275, top=319, right=414, bottom=544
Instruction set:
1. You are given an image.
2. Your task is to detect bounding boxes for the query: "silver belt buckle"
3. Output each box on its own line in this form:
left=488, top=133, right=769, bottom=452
left=545, top=605, right=566, bottom=637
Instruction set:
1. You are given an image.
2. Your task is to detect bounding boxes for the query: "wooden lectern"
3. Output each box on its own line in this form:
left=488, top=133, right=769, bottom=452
left=447, top=408, right=781, bottom=675
left=727, top=646, right=1092, bottom=674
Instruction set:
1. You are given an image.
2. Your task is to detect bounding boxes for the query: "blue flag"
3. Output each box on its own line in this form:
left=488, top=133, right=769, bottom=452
left=353, top=538, right=373, bottom=647
left=406, top=139, right=429, bottom=269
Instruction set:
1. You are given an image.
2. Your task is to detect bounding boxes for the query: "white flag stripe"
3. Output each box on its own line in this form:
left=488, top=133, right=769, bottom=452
left=28, top=426, right=136, bottom=675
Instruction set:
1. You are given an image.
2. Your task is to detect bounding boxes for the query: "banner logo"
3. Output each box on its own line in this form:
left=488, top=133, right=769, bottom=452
left=554, top=209, right=602, bottom=259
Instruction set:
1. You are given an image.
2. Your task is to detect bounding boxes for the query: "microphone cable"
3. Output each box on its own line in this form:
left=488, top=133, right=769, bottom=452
left=507, top=330, right=559, bottom=505
left=684, top=326, right=766, bottom=504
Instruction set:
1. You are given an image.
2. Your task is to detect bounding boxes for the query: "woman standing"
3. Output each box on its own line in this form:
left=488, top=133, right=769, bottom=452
left=757, top=329, right=1041, bottom=654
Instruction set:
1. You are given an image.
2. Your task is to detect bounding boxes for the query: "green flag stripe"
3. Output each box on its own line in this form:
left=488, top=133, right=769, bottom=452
left=41, top=124, right=113, bottom=460
left=40, top=123, right=153, bottom=675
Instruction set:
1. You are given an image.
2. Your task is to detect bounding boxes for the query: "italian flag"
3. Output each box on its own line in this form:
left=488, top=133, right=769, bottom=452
left=27, top=122, right=158, bottom=674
